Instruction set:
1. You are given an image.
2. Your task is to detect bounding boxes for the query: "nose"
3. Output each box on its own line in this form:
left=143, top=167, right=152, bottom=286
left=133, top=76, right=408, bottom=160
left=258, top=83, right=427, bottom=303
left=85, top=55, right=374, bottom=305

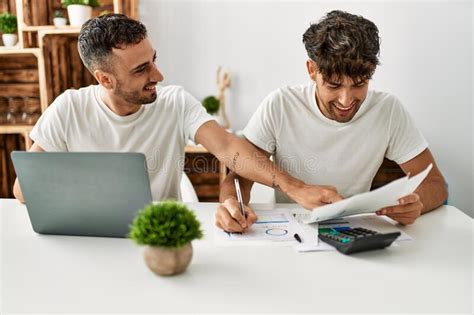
left=150, top=64, right=164, bottom=83
left=337, top=89, right=353, bottom=107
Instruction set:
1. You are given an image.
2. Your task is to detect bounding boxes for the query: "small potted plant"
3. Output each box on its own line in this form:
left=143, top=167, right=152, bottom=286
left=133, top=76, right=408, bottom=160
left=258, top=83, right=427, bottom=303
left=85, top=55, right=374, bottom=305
left=128, top=200, right=203, bottom=276
left=0, top=12, right=18, bottom=47
left=202, top=95, right=220, bottom=115
left=61, top=0, right=101, bottom=26
left=203, top=95, right=227, bottom=125
left=53, top=10, right=68, bottom=27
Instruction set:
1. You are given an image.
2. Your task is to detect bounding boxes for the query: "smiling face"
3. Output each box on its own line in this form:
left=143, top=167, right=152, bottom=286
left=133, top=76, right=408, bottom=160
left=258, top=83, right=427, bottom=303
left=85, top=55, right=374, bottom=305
left=307, top=60, right=369, bottom=123
left=108, top=38, right=164, bottom=105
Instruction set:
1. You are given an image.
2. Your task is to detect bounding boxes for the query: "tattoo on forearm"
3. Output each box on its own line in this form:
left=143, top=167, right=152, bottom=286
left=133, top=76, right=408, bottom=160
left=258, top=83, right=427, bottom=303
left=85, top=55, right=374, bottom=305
left=231, top=152, right=240, bottom=171
left=271, top=173, right=278, bottom=189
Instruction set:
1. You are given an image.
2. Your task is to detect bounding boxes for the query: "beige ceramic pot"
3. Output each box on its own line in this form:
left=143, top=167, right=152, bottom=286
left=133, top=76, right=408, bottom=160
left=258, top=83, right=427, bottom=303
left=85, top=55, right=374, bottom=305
left=143, top=243, right=193, bottom=276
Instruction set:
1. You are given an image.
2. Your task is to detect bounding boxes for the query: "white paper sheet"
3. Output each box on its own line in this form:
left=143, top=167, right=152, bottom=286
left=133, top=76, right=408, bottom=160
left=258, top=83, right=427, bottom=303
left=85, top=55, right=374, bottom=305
left=214, top=209, right=312, bottom=246
left=301, top=163, right=433, bottom=224
left=213, top=209, right=411, bottom=251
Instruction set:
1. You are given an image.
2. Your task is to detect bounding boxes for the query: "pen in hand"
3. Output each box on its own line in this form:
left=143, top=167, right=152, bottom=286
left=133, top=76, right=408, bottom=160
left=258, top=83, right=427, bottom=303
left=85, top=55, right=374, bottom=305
left=234, top=178, right=247, bottom=227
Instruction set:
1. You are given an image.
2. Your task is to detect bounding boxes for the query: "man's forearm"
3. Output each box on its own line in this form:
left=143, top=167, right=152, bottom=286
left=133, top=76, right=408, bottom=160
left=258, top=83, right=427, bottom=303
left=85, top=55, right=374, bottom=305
left=212, top=136, right=303, bottom=201
left=219, top=172, right=254, bottom=204
left=417, top=177, right=448, bottom=214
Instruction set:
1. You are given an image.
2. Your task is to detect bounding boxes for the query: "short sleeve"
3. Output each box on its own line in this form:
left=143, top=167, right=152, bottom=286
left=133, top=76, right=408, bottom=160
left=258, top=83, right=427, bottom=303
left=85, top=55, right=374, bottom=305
left=243, top=90, right=281, bottom=154
left=385, top=98, right=428, bottom=164
left=29, top=93, right=68, bottom=152
left=181, top=90, right=213, bottom=142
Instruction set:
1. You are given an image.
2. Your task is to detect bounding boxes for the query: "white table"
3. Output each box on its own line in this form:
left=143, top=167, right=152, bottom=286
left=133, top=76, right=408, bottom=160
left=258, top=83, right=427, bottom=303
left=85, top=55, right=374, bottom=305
left=1, top=199, right=472, bottom=313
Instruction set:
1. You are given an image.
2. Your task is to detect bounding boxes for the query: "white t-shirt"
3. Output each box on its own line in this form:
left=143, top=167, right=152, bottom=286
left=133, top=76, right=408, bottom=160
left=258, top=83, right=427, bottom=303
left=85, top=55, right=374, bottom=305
left=243, top=82, right=428, bottom=203
left=30, top=84, right=212, bottom=201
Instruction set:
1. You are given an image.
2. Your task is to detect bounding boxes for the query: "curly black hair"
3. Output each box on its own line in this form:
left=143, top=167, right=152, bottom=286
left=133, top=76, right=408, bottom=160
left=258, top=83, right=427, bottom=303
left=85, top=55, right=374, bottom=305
left=78, top=13, right=147, bottom=72
left=302, top=10, right=380, bottom=82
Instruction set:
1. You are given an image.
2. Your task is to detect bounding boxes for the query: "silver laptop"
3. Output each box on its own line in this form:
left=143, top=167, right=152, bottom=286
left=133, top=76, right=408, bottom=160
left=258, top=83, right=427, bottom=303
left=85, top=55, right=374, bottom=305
left=11, top=152, right=152, bottom=238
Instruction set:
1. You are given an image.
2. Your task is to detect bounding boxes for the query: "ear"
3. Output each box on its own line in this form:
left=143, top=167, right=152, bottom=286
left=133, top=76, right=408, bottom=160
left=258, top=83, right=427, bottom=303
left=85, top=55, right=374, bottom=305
left=94, top=69, right=115, bottom=90
left=306, top=59, right=318, bottom=81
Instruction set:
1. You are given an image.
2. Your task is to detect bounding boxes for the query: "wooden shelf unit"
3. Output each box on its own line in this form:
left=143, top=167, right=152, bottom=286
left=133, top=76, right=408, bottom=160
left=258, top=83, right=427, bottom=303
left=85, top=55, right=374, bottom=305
left=184, top=146, right=228, bottom=202
left=0, top=47, right=41, bottom=55
left=0, top=125, right=33, bottom=149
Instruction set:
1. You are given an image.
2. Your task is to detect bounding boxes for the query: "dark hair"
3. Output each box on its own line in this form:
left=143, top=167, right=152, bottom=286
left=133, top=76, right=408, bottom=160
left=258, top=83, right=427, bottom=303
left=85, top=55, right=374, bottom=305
left=302, top=10, right=380, bottom=82
left=78, top=14, right=147, bottom=72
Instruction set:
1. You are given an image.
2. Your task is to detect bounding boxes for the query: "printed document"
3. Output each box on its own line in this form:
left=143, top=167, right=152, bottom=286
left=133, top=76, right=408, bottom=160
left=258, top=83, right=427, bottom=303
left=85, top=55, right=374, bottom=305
left=214, top=209, right=316, bottom=246
left=301, top=163, right=433, bottom=224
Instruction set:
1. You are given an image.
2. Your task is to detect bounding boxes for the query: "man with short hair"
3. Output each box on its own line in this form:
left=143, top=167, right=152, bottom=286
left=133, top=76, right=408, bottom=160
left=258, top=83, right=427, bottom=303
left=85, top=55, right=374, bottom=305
left=216, top=10, right=448, bottom=232
left=13, top=14, right=339, bottom=216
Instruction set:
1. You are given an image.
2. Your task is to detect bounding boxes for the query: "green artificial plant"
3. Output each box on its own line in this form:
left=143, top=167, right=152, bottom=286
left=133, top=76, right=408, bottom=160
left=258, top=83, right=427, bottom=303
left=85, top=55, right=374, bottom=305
left=61, top=0, right=101, bottom=8
left=129, top=200, right=203, bottom=248
left=202, top=95, right=220, bottom=115
left=0, top=12, right=17, bottom=34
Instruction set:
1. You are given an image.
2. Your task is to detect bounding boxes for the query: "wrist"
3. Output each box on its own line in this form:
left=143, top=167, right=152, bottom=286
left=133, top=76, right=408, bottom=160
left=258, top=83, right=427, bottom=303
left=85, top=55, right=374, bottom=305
left=219, top=195, right=238, bottom=204
left=276, top=173, right=305, bottom=200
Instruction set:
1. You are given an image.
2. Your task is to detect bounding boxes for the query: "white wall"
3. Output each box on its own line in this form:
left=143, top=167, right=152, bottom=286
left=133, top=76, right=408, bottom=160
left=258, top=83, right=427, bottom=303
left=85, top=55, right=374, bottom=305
left=140, top=0, right=473, bottom=216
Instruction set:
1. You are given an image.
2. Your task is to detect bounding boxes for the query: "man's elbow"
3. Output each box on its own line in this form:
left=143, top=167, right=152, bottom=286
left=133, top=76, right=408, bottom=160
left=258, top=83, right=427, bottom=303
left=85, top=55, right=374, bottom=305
left=427, top=179, right=449, bottom=211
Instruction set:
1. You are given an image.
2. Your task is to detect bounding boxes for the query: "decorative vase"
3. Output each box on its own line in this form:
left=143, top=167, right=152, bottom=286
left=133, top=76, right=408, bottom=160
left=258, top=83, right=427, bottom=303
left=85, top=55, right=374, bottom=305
left=2, top=33, right=17, bottom=47
left=143, top=243, right=193, bottom=276
left=53, top=17, right=68, bottom=27
left=67, top=4, right=92, bottom=26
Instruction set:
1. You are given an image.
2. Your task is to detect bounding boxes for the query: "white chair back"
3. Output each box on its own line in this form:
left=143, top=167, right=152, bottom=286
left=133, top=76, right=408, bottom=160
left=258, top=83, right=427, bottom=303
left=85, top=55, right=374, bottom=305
left=180, top=173, right=199, bottom=202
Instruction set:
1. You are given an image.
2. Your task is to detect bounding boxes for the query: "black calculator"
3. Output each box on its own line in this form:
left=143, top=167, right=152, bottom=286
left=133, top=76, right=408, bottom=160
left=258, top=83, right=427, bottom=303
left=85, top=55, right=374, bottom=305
left=318, top=227, right=401, bottom=255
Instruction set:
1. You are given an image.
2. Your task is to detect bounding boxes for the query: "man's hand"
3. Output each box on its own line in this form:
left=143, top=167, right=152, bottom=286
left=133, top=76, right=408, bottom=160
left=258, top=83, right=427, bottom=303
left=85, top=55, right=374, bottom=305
left=215, top=198, right=258, bottom=232
left=376, top=193, right=423, bottom=225
left=288, top=183, right=344, bottom=210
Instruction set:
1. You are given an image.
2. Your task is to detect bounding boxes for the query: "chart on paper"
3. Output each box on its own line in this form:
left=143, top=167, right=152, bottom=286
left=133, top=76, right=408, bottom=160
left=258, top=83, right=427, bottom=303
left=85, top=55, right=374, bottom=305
left=214, top=210, right=302, bottom=245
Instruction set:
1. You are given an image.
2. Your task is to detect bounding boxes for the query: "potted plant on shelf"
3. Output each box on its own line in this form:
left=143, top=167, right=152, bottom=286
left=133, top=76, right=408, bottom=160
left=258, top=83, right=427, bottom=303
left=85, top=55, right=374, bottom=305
left=202, top=95, right=224, bottom=125
left=0, top=12, right=18, bottom=47
left=53, top=10, right=68, bottom=27
left=128, top=200, right=203, bottom=276
left=202, top=95, right=220, bottom=114
left=61, top=0, right=101, bottom=27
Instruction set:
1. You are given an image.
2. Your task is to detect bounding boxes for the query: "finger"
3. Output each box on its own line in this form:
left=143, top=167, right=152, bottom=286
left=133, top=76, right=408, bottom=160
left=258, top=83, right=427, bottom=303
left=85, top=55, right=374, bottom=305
left=388, top=210, right=420, bottom=218
left=388, top=213, right=419, bottom=221
left=385, top=207, right=421, bottom=223
left=244, top=206, right=258, bottom=226
left=215, top=219, right=223, bottom=230
left=322, top=190, right=343, bottom=203
left=379, top=202, right=422, bottom=215
left=376, top=205, right=398, bottom=215
left=398, top=193, right=420, bottom=205
left=216, top=205, right=244, bottom=232
left=387, top=213, right=418, bottom=225
left=223, top=199, right=247, bottom=228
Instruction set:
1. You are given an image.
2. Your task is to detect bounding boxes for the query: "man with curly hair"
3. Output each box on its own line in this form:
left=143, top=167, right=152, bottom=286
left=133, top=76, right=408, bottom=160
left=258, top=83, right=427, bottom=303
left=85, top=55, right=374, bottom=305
left=217, top=10, right=448, bottom=231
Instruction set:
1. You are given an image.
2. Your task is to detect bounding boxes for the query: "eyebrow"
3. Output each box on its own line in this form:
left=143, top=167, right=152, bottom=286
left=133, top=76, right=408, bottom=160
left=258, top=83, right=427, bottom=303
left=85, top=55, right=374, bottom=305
left=326, top=80, right=367, bottom=86
left=130, top=51, right=157, bottom=73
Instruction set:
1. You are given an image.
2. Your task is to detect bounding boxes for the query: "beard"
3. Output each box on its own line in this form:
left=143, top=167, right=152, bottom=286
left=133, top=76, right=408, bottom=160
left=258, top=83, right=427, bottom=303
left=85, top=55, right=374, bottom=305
left=114, top=80, right=157, bottom=105
left=315, top=87, right=362, bottom=123
left=325, top=100, right=361, bottom=122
